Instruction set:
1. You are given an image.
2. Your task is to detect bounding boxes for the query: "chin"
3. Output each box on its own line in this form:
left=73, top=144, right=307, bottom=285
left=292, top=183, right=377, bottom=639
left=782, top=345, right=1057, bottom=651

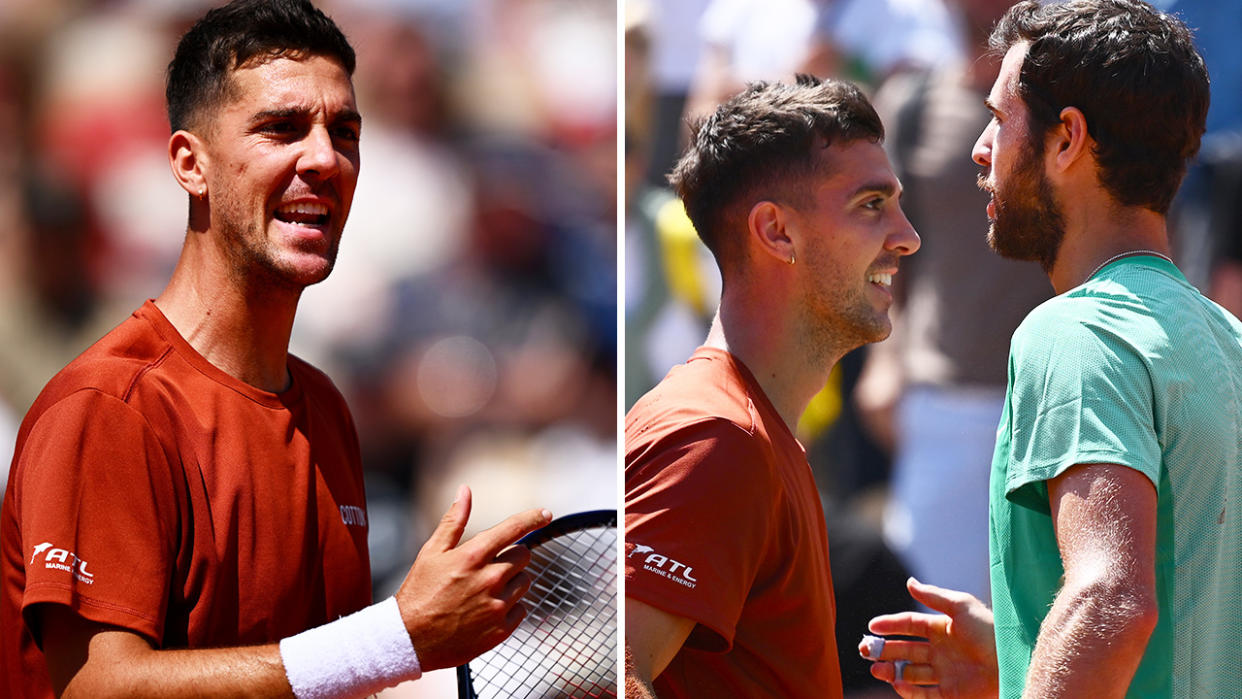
left=849, top=314, right=892, bottom=346
left=864, top=323, right=893, bottom=345
left=261, top=253, right=337, bottom=290
left=289, top=262, right=336, bottom=287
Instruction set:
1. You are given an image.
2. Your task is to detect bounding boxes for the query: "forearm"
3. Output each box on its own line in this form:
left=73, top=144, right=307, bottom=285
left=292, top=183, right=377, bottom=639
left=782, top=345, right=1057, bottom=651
left=60, top=640, right=291, bottom=699
left=1023, top=577, right=1157, bottom=698
left=46, top=489, right=543, bottom=698
left=46, top=597, right=419, bottom=699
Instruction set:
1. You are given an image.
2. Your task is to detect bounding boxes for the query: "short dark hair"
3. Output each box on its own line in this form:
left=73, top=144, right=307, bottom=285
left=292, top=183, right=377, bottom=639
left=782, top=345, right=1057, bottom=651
left=166, top=0, right=355, bottom=133
left=669, top=75, right=884, bottom=268
left=991, top=0, right=1209, bottom=214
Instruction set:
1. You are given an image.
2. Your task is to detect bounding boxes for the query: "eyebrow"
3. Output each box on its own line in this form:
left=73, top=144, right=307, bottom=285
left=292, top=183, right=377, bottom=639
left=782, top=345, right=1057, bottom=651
left=250, top=107, right=363, bottom=125
left=849, top=180, right=899, bottom=200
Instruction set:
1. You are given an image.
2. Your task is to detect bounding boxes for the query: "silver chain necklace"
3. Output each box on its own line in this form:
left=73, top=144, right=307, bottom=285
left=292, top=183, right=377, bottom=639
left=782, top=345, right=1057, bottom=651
left=1085, top=250, right=1173, bottom=281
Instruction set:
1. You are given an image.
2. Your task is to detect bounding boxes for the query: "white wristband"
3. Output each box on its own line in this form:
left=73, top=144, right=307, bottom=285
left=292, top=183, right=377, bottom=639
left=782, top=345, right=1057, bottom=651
left=279, top=596, right=422, bottom=698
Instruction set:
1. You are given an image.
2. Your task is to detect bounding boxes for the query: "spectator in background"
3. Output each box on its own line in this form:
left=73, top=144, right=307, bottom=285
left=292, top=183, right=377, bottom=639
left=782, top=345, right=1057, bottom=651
left=627, top=0, right=713, bottom=189
left=685, top=0, right=837, bottom=124
left=820, top=0, right=962, bottom=84
left=1161, top=0, right=1242, bottom=316
left=856, top=0, right=1050, bottom=606
left=624, top=4, right=722, bottom=408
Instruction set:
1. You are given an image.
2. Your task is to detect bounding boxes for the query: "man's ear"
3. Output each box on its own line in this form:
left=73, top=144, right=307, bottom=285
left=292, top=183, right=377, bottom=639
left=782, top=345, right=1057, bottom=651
left=169, top=129, right=208, bottom=198
left=748, top=200, right=797, bottom=265
left=1049, top=106, right=1092, bottom=173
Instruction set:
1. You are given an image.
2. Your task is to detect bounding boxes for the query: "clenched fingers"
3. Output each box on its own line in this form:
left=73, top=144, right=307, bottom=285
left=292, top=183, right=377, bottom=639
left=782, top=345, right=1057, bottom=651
left=869, top=658, right=938, bottom=687
left=500, top=571, right=533, bottom=606
left=493, top=543, right=532, bottom=569
left=858, top=636, right=933, bottom=665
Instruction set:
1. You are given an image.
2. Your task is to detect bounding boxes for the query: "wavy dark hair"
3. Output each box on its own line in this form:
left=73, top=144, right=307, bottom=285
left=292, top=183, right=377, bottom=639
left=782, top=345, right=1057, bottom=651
left=668, top=75, right=884, bottom=271
left=991, top=0, right=1209, bottom=214
left=166, top=0, right=355, bottom=133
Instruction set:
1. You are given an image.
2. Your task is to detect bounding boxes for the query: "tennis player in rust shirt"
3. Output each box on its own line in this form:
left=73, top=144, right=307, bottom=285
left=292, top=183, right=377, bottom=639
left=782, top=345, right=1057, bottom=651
left=0, top=1, right=549, bottom=697
left=625, top=75, right=920, bottom=698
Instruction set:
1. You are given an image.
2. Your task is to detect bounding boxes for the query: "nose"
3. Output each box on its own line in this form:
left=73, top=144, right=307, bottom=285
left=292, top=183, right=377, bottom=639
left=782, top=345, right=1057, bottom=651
left=972, top=121, right=994, bottom=168
left=887, top=204, right=921, bottom=256
left=298, top=124, right=340, bottom=181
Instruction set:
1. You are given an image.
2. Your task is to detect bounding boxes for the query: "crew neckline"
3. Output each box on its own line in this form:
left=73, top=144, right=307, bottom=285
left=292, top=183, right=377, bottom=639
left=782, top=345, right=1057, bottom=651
left=137, top=300, right=302, bottom=408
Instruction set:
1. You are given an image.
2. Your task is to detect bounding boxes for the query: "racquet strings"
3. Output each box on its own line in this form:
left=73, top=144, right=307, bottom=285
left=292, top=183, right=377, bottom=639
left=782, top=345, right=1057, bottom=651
left=469, top=523, right=617, bottom=698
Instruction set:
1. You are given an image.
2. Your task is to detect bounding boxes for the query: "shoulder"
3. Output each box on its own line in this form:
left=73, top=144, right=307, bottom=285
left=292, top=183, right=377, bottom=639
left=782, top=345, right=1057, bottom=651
left=1014, top=265, right=1200, bottom=365
left=287, top=354, right=347, bottom=404
left=626, top=351, right=789, bottom=505
left=627, top=350, right=761, bottom=440
left=626, top=351, right=779, bottom=470
left=26, top=310, right=173, bottom=421
left=1013, top=281, right=1154, bottom=355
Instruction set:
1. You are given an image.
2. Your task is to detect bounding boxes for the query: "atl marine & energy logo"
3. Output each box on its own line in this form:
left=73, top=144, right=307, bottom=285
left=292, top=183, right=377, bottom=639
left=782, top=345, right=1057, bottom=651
left=628, top=543, right=698, bottom=589
left=30, top=542, right=95, bottom=585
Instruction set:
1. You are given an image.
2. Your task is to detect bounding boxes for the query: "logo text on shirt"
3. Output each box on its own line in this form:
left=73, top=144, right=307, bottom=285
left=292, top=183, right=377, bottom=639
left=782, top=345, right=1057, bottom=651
left=629, top=542, right=698, bottom=589
left=340, top=505, right=367, bottom=528
left=30, top=542, right=95, bottom=585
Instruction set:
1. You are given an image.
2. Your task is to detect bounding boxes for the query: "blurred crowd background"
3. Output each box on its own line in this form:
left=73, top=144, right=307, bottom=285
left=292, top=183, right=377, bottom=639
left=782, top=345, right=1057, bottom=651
left=0, top=0, right=615, bottom=693
left=626, top=0, right=1242, bottom=695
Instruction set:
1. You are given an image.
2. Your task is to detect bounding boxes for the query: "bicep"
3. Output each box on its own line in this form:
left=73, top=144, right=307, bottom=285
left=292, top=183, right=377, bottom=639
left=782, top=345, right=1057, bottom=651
left=625, top=597, right=696, bottom=683
left=1048, top=463, right=1157, bottom=586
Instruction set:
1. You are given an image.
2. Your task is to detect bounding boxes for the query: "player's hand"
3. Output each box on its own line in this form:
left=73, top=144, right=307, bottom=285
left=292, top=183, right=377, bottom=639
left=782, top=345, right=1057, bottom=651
left=859, top=577, right=998, bottom=699
left=395, top=485, right=552, bottom=671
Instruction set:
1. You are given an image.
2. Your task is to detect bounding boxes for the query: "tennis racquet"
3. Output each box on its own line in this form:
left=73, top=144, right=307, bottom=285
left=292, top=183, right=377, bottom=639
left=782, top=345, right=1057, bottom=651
left=457, top=509, right=617, bottom=699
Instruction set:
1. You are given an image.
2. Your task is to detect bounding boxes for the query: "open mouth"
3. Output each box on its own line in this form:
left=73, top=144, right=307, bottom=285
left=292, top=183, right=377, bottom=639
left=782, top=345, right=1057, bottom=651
left=867, top=272, right=893, bottom=288
left=274, top=202, right=330, bottom=227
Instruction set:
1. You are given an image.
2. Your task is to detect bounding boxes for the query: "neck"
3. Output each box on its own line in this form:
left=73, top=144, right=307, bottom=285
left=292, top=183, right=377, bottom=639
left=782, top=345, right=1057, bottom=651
left=706, top=285, right=846, bottom=431
left=1048, top=202, right=1170, bottom=294
left=155, top=231, right=302, bottom=393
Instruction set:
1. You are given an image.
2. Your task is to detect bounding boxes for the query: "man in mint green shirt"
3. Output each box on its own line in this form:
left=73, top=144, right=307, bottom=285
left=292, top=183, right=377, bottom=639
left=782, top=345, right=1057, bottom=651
left=859, top=1, right=1242, bottom=697
left=989, top=252, right=1242, bottom=697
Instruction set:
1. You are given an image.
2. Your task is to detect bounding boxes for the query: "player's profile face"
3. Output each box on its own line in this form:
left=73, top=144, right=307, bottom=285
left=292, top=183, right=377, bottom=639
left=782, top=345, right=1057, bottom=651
left=986, top=129, right=1066, bottom=270
left=974, top=43, right=1066, bottom=270
left=200, top=54, right=361, bottom=289
left=786, top=139, right=919, bottom=350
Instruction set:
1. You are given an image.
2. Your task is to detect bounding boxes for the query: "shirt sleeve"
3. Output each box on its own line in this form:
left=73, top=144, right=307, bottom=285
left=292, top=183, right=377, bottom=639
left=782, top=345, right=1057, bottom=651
left=16, top=389, right=179, bottom=644
left=1004, top=310, right=1161, bottom=513
left=625, top=418, right=778, bottom=652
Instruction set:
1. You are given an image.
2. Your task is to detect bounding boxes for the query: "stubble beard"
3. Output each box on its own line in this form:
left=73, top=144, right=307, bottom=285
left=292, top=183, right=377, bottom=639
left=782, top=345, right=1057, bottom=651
left=218, top=204, right=340, bottom=293
left=981, top=138, right=1067, bottom=273
left=803, top=279, right=893, bottom=364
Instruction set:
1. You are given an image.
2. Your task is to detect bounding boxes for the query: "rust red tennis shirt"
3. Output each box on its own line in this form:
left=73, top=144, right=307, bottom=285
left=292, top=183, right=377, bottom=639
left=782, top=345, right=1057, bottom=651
left=0, top=301, right=371, bottom=697
left=625, top=347, right=844, bottom=698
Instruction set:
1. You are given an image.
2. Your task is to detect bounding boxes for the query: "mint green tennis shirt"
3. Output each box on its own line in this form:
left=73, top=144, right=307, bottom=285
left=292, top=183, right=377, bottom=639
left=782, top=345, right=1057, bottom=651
left=989, top=256, right=1242, bottom=697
